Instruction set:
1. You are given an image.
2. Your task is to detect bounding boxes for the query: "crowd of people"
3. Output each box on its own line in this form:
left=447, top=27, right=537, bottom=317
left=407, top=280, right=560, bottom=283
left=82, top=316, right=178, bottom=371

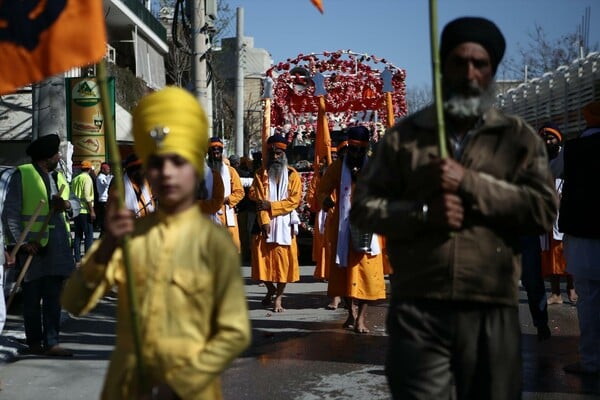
left=0, top=15, right=598, bottom=400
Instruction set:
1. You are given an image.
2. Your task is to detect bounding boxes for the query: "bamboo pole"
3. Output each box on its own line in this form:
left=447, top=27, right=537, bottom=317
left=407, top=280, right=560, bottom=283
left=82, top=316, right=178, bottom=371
left=96, top=60, right=147, bottom=391
left=7, top=188, right=64, bottom=310
left=261, top=97, right=271, bottom=171
left=8, top=199, right=45, bottom=260
left=429, top=0, right=448, bottom=158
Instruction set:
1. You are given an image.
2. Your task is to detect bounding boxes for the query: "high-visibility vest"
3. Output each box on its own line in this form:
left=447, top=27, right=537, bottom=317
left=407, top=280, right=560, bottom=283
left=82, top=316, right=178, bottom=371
left=71, top=172, right=93, bottom=214
left=18, top=164, right=71, bottom=247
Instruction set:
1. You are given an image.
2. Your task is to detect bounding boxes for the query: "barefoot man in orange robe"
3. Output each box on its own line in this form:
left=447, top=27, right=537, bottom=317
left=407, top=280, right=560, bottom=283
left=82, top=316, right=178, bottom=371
left=249, top=134, right=302, bottom=312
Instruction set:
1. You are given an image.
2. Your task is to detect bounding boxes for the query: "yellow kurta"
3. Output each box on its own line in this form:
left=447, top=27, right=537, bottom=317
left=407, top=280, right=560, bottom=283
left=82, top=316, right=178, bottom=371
left=61, top=206, right=251, bottom=400
left=248, top=166, right=302, bottom=283
left=215, top=166, right=245, bottom=252
left=317, top=159, right=386, bottom=301
left=199, top=170, right=225, bottom=215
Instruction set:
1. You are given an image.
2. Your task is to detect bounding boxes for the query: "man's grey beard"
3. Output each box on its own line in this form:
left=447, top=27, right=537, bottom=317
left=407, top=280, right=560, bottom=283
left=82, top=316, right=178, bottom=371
left=207, top=158, right=223, bottom=171
left=268, top=156, right=287, bottom=182
left=444, top=81, right=496, bottom=119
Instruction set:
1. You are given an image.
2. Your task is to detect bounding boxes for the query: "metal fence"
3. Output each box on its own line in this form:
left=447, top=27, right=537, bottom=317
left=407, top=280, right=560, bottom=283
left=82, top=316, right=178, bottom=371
left=498, top=52, right=600, bottom=138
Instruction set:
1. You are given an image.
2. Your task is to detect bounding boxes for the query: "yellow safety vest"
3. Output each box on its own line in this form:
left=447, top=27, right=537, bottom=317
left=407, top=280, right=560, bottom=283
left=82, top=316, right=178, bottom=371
left=18, top=164, right=71, bottom=247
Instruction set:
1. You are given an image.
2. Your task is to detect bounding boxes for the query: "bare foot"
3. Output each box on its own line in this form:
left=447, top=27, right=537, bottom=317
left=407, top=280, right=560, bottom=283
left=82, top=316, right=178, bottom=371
left=326, top=297, right=341, bottom=310
left=354, top=324, right=370, bottom=334
left=568, top=289, right=578, bottom=304
left=273, top=296, right=285, bottom=312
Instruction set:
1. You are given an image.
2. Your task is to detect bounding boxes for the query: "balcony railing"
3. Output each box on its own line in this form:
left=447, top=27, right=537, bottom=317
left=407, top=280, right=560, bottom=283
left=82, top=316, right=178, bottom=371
left=121, top=0, right=167, bottom=43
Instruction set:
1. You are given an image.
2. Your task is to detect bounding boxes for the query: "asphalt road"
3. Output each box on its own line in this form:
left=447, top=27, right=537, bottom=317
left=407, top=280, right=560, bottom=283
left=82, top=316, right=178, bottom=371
left=0, top=266, right=598, bottom=399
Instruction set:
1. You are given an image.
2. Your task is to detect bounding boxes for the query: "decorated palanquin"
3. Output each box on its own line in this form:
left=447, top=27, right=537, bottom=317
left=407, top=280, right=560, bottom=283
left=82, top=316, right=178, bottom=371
left=265, top=50, right=407, bottom=127
left=260, top=50, right=408, bottom=256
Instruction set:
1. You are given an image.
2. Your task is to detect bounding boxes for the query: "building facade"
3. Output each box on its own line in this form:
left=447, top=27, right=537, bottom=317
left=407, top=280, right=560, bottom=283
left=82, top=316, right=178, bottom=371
left=0, top=0, right=168, bottom=167
left=498, top=52, right=600, bottom=138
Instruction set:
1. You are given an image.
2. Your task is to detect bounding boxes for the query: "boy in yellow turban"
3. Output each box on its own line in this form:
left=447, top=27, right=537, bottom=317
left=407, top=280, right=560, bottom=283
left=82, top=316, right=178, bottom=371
left=61, top=87, right=251, bottom=399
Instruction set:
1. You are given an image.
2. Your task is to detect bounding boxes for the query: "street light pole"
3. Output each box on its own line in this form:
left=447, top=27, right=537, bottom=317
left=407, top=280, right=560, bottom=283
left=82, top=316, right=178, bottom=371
left=235, top=7, right=245, bottom=157
left=192, top=0, right=212, bottom=134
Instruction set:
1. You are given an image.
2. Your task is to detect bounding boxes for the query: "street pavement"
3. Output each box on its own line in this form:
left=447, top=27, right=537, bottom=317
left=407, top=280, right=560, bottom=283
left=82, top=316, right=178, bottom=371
left=0, top=265, right=598, bottom=399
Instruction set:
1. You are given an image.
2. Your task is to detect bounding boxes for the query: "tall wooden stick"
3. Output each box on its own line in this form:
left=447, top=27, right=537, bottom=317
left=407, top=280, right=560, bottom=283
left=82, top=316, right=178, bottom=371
left=261, top=97, right=271, bottom=171
left=429, top=0, right=448, bottom=158
left=261, top=77, right=274, bottom=171
left=96, top=60, right=147, bottom=391
left=7, top=188, right=64, bottom=310
left=8, top=199, right=45, bottom=260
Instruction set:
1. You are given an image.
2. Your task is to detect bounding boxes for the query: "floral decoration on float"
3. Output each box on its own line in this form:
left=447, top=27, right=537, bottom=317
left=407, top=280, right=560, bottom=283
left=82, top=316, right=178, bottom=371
left=264, top=49, right=408, bottom=126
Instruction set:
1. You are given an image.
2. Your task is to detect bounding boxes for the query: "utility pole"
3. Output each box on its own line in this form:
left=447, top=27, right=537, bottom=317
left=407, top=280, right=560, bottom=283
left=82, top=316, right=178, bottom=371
left=192, top=0, right=212, bottom=134
left=235, top=7, right=245, bottom=157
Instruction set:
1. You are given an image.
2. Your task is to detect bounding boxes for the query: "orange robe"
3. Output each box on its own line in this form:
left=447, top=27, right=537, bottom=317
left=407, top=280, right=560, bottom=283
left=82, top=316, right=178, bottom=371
left=541, top=235, right=567, bottom=277
left=317, top=159, right=386, bottom=301
left=199, top=169, right=225, bottom=215
left=306, top=171, right=334, bottom=280
left=248, top=166, right=302, bottom=283
left=541, top=179, right=567, bottom=277
left=215, top=166, right=245, bottom=252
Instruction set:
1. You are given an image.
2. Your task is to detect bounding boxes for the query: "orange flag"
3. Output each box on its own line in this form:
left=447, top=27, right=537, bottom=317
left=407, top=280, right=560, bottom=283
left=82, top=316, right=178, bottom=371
left=386, top=92, right=395, bottom=128
left=0, top=1, right=107, bottom=95
left=316, top=96, right=332, bottom=169
left=311, top=0, right=324, bottom=13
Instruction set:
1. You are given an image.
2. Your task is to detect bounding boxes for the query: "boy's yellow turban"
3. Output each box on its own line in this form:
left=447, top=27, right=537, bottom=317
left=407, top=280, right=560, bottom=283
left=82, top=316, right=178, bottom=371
left=132, top=86, right=208, bottom=177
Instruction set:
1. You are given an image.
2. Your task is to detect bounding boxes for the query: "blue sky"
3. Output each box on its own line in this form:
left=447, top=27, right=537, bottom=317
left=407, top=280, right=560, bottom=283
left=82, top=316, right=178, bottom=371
left=221, top=0, right=598, bottom=90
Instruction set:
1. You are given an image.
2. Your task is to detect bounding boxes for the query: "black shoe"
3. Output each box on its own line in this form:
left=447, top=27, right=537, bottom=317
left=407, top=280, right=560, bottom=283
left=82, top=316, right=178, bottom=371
left=537, top=324, right=551, bottom=342
left=18, top=343, right=44, bottom=355
left=43, top=345, right=74, bottom=357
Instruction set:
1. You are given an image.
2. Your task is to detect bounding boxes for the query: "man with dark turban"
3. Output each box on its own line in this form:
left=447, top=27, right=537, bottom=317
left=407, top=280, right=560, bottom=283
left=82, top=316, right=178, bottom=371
left=121, top=153, right=156, bottom=218
left=207, top=136, right=245, bottom=251
left=351, top=17, right=558, bottom=399
left=317, top=126, right=388, bottom=332
left=248, top=134, right=302, bottom=312
left=62, top=87, right=250, bottom=399
left=535, top=123, right=577, bottom=307
left=2, top=134, right=80, bottom=356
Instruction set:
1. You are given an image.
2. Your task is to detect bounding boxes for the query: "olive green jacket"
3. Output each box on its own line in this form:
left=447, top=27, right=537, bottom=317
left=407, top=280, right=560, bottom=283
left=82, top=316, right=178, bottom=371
left=351, top=106, right=558, bottom=306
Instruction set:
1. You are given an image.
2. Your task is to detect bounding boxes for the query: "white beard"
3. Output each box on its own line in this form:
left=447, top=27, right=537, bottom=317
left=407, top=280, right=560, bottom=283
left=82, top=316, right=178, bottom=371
left=444, top=82, right=496, bottom=119
left=268, top=159, right=287, bottom=182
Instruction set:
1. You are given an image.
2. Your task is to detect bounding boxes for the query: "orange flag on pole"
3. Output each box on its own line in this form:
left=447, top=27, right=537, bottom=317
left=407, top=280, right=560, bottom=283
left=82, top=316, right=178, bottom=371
left=316, top=96, right=332, bottom=168
left=0, top=1, right=107, bottom=95
left=385, top=92, right=395, bottom=128
left=311, top=0, right=324, bottom=13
